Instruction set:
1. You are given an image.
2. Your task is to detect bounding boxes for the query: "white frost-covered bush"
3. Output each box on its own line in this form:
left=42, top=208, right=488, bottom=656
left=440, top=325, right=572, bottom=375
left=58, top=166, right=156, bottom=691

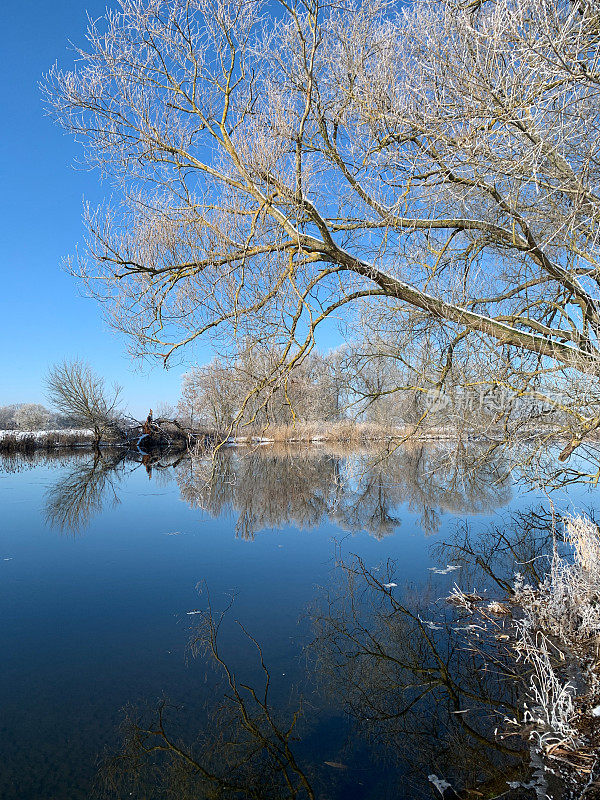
left=515, top=622, right=579, bottom=749
left=511, top=516, right=600, bottom=749
left=14, top=403, right=51, bottom=431
left=516, top=516, right=600, bottom=644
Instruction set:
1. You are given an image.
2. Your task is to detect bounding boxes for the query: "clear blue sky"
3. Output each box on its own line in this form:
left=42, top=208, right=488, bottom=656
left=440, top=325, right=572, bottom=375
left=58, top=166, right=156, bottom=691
left=0, top=0, right=209, bottom=417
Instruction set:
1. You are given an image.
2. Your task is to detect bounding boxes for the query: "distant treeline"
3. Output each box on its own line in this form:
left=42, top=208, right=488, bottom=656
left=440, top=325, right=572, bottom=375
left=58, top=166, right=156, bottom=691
left=3, top=341, right=576, bottom=450
left=176, top=344, right=430, bottom=434
left=0, top=403, right=81, bottom=431
left=174, top=342, right=570, bottom=439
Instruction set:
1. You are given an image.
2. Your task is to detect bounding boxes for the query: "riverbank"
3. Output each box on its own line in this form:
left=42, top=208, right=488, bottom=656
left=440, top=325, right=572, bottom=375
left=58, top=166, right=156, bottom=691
left=1, top=418, right=580, bottom=454
left=226, top=421, right=467, bottom=445
left=0, top=429, right=96, bottom=452
left=0, top=422, right=473, bottom=453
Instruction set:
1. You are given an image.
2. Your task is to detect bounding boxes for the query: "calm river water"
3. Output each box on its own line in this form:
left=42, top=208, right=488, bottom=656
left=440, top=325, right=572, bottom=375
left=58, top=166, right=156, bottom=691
left=0, top=444, right=598, bottom=799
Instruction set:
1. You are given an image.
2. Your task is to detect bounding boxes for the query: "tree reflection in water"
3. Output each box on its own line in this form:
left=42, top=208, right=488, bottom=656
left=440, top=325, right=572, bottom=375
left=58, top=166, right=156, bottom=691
left=308, top=552, right=530, bottom=798
left=41, top=442, right=512, bottom=538
left=37, top=445, right=554, bottom=797
left=44, top=450, right=129, bottom=533
left=174, top=442, right=512, bottom=539
left=42, top=450, right=183, bottom=533
left=101, top=590, right=316, bottom=800
left=97, top=536, right=549, bottom=800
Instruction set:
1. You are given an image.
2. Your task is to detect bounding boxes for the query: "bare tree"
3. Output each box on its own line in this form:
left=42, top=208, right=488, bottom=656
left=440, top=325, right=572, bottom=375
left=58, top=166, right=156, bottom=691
left=179, top=357, right=243, bottom=430
left=179, top=347, right=340, bottom=432
left=0, top=405, right=21, bottom=430
left=14, top=403, right=51, bottom=431
left=44, top=0, right=600, bottom=462
left=45, top=359, right=123, bottom=449
left=153, top=401, right=177, bottom=421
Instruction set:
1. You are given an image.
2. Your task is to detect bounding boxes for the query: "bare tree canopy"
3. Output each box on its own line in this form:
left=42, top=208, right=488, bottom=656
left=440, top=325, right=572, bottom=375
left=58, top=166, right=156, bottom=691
left=45, top=359, right=123, bottom=446
left=14, top=404, right=51, bottom=431
left=44, top=0, right=600, bottom=453
left=179, top=345, right=340, bottom=430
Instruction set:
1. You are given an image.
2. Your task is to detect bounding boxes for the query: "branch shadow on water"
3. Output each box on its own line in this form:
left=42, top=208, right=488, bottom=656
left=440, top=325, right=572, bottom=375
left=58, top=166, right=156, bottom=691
left=92, top=532, right=561, bottom=800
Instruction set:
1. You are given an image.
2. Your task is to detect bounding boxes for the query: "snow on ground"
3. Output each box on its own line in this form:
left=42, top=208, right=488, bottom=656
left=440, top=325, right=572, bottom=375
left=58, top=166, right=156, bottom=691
left=0, top=429, right=93, bottom=440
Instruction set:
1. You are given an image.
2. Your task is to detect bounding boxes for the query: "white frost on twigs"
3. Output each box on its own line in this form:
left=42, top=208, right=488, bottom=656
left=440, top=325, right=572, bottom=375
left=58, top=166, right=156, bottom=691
left=446, top=584, right=482, bottom=610
left=487, top=601, right=511, bottom=615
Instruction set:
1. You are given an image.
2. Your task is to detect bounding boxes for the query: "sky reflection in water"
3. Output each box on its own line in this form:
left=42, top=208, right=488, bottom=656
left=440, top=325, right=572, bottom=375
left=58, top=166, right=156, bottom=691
left=0, top=444, right=598, bottom=799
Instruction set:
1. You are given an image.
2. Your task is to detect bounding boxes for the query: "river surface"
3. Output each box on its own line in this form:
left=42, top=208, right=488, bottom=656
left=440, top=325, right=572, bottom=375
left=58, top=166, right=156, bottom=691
left=0, top=444, right=598, bottom=799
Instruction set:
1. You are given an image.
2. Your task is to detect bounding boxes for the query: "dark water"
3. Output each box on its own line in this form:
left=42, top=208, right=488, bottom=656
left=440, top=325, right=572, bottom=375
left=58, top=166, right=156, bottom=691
left=0, top=444, right=598, bottom=799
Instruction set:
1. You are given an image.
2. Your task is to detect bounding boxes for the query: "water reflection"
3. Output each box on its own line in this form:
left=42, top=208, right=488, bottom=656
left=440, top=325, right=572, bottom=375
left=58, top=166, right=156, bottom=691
left=99, top=538, right=540, bottom=799
left=0, top=450, right=573, bottom=798
left=41, top=443, right=513, bottom=537
left=102, top=597, right=316, bottom=800
left=44, top=451, right=129, bottom=532
left=308, top=553, right=528, bottom=798
left=434, top=506, right=559, bottom=595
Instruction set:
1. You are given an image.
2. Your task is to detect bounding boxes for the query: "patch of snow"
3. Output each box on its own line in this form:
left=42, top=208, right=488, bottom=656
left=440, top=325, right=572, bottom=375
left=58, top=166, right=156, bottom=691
left=0, top=428, right=93, bottom=439
left=428, top=775, right=452, bottom=795
left=429, top=564, right=461, bottom=575
left=419, top=618, right=442, bottom=631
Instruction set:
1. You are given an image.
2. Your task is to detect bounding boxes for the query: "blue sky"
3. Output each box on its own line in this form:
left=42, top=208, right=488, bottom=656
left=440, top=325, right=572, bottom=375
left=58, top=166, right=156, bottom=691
left=0, top=0, right=345, bottom=418
left=0, top=0, right=211, bottom=417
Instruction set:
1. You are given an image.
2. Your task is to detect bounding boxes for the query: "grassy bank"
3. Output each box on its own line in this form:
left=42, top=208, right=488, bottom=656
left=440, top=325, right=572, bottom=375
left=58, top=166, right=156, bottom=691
left=227, top=420, right=464, bottom=445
